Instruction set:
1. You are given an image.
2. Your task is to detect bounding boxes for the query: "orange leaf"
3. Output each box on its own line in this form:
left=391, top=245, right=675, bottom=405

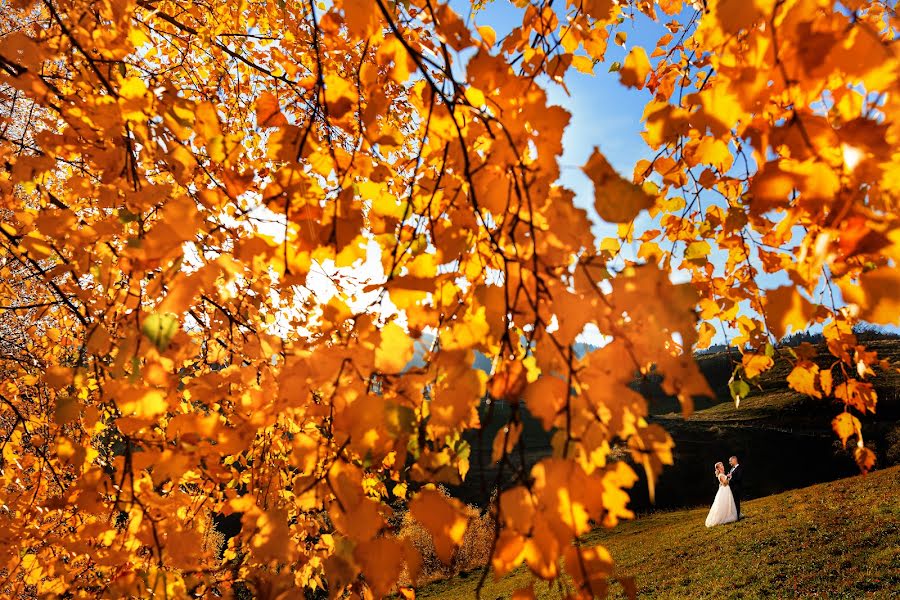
left=408, top=489, right=469, bottom=564
left=742, top=353, right=773, bottom=379
left=583, top=148, right=655, bottom=223
left=564, top=544, right=614, bottom=596
left=697, top=321, right=716, bottom=349
left=619, top=46, right=650, bottom=89
left=353, top=537, right=404, bottom=598
left=837, top=267, right=900, bottom=326
left=627, top=424, right=674, bottom=503
left=713, top=0, right=768, bottom=34
left=491, top=529, right=527, bottom=579
left=523, top=375, right=568, bottom=430
left=255, top=91, right=287, bottom=127
left=853, top=446, right=876, bottom=472
left=491, top=421, right=523, bottom=463
left=765, top=286, right=816, bottom=340
left=832, top=412, right=860, bottom=447
left=489, top=360, right=527, bottom=401
left=834, top=379, right=878, bottom=414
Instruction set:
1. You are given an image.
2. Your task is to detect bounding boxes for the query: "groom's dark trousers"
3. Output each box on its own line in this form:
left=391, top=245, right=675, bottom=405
left=730, top=465, right=743, bottom=518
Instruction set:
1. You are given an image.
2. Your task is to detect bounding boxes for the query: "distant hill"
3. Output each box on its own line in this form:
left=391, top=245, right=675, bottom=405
left=644, top=334, right=900, bottom=416
left=407, top=334, right=596, bottom=374
left=419, top=466, right=900, bottom=599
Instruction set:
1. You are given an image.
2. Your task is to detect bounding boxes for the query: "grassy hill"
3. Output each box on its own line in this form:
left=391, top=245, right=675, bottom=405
left=418, top=466, right=900, bottom=599
left=651, top=338, right=900, bottom=421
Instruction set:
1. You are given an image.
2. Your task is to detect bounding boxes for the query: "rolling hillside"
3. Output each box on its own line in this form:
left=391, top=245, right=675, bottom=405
left=419, top=466, right=900, bottom=599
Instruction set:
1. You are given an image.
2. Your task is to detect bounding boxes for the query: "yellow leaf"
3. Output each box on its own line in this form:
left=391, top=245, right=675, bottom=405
left=787, top=362, right=821, bottom=398
left=638, top=240, right=664, bottom=263
left=21, top=554, right=43, bottom=585
left=571, top=55, right=595, bottom=74
left=128, top=25, right=150, bottom=48
left=142, top=312, right=179, bottom=351
left=693, top=137, right=733, bottom=172
left=696, top=321, right=716, bottom=349
left=477, top=25, right=496, bottom=47
left=375, top=322, right=414, bottom=374
left=619, top=46, right=650, bottom=89
left=832, top=412, right=860, bottom=447
left=117, top=388, right=169, bottom=420
left=119, top=76, right=148, bottom=100
left=583, top=148, right=655, bottom=223
left=441, top=306, right=490, bottom=350
left=742, top=353, right=773, bottom=379
left=684, top=240, right=711, bottom=262
left=465, top=86, right=485, bottom=107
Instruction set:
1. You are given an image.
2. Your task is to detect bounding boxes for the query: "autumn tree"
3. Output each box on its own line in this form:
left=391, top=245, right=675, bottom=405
left=0, top=0, right=898, bottom=597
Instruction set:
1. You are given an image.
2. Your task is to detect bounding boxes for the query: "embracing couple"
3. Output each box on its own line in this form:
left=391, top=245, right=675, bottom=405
left=705, top=455, right=744, bottom=527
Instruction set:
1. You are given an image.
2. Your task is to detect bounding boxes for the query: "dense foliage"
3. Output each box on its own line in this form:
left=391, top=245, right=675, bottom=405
left=0, top=0, right=898, bottom=597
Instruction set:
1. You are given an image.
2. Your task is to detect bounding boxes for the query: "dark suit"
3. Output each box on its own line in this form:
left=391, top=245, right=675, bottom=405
left=729, top=464, right=744, bottom=518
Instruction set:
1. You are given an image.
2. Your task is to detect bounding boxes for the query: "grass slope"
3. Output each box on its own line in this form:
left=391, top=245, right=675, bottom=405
left=419, top=466, right=900, bottom=599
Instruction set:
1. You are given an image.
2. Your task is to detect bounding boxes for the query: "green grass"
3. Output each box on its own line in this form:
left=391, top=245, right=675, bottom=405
left=417, top=466, right=900, bottom=599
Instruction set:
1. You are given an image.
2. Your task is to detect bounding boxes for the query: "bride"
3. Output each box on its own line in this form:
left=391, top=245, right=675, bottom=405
left=705, top=462, right=738, bottom=527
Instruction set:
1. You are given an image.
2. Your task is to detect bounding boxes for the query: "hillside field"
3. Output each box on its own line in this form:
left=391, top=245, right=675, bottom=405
left=418, top=466, right=900, bottom=599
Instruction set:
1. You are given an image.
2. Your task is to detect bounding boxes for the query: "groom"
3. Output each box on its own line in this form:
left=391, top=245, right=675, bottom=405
left=727, top=455, right=744, bottom=519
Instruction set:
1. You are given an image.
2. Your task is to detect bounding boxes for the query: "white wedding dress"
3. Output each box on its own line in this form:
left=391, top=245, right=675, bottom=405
left=705, top=473, right=738, bottom=527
